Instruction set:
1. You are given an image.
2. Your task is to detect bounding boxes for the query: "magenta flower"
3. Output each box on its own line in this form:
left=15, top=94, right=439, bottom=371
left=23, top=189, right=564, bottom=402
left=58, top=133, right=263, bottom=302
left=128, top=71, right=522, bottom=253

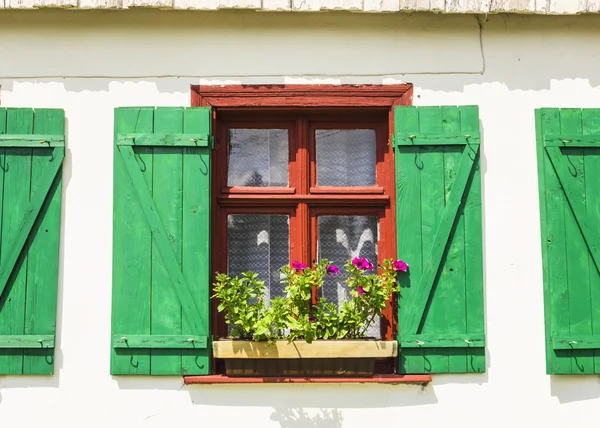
left=357, top=286, right=365, bottom=295
left=352, top=257, right=374, bottom=271
left=326, top=265, right=340, bottom=275
left=393, top=260, right=409, bottom=272
left=292, top=261, right=308, bottom=271
left=309, top=316, right=315, bottom=322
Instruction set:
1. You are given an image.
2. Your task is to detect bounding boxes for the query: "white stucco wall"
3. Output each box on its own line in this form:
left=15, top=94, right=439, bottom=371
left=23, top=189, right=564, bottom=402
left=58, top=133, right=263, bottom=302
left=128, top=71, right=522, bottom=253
left=1, top=9, right=600, bottom=428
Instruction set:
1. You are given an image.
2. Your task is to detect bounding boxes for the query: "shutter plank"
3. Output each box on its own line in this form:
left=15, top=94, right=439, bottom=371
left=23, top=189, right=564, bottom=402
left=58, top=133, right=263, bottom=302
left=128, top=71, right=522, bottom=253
left=460, top=105, right=485, bottom=373
left=582, top=109, right=600, bottom=373
left=23, top=109, right=63, bottom=375
left=395, top=106, right=425, bottom=375
left=0, top=110, right=6, bottom=371
left=181, top=108, right=211, bottom=375
left=151, top=107, right=184, bottom=375
left=559, top=109, right=593, bottom=374
left=541, top=109, right=572, bottom=374
left=0, top=108, right=33, bottom=374
left=418, top=106, right=447, bottom=374
left=442, top=106, right=468, bottom=373
left=111, top=108, right=154, bottom=375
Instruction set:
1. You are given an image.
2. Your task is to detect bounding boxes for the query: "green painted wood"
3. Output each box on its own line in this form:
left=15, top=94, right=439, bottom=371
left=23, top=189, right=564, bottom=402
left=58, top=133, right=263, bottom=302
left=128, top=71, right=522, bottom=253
left=400, top=334, right=484, bottom=348
left=394, top=133, right=481, bottom=146
left=181, top=108, right=211, bottom=375
left=459, top=105, right=485, bottom=373
left=0, top=108, right=33, bottom=375
left=0, top=109, right=7, bottom=372
left=582, top=109, right=600, bottom=373
left=442, top=106, right=468, bottom=373
left=0, top=335, right=54, bottom=348
left=544, top=134, right=600, bottom=147
left=113, top=335, right=208, bottom=349
left=395, top=105, right=485, bottom=374
left=538, top=108, right=572, bottom=374
left=112, top=107, right=212, bottom=376
left=395, top=106, right=425, bottom=375
left=24, top=109, right=64, bottom=375
left=403, top=147, right=478, bottom=335
left=0, top=148, right=64, bottom=302
left=417, top=106, right=447, bottom=374
left=117, top=133, right=210, bottom=147
left=0, top=108, right=64, bottom=375
left=545, top=149, right=600, bottom=281
left=560, top=110, right=593, bottom=374
left=536, top=108, right=600, bottom=374
left=553, top=336, right=600, bottom=350
left=118, top=145, right=206, bottom=334
left=111, top=107, right=154, bottom=375
left=0, top=135, right=64, bottom=147
left=150, top=108, right=184, bottom=375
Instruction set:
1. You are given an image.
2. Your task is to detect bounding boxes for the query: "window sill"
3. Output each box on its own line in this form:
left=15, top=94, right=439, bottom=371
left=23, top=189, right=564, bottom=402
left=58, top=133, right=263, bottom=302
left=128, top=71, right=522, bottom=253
left=184, top=374, right=431, bottom=385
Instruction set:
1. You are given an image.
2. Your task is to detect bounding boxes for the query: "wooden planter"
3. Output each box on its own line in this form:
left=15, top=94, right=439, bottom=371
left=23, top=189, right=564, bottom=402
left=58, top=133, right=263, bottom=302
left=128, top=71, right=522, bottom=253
left=213, top=340, right=397, bottom=377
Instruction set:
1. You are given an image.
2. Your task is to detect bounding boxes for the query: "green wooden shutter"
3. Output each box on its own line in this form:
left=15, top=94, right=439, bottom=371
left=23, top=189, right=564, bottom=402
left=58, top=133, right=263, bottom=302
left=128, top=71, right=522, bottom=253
left=0, top=108, right=64, bottom=375
left=394, top=105, right=485, bottom=374
left=111, top=107, right=212, bottom=376
left=536, top=108, right=600, bottom=374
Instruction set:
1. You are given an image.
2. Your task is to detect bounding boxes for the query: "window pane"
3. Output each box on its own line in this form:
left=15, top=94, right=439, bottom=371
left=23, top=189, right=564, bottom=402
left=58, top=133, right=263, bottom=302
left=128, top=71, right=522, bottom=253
left=228, top=129, right=288, bottom=187
left=317, top=215, right=380, bottom=338
left=228, top=214, right=289, bottom=303
left=316, top=129, right=376, bottom=186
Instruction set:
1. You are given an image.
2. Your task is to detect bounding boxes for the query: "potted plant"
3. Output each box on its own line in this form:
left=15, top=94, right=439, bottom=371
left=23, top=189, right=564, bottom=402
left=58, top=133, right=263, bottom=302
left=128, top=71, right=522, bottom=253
left=212, top=257, right=408, bottom=377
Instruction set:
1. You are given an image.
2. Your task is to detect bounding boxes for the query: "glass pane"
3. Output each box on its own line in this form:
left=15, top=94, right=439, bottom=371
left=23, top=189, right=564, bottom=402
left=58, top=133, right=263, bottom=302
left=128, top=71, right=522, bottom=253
left=228, top=129, right=288, bottom=187
left=316, top=129, right=376, bottom=186
left=228, top=214, right=289, bottom=303
left=317, top=215, right=380, bottom=338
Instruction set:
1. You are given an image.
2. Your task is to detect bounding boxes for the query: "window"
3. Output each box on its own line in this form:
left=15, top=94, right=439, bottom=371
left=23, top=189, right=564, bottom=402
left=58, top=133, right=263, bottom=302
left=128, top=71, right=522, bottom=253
left=212, top=109, right=396, bottom=342
left=105, top=85, right=486, bottom=379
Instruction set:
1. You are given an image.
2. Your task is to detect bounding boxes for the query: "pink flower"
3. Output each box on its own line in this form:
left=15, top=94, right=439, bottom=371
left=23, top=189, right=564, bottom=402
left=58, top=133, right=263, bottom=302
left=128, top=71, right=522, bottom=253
left=393, top=260, right=408, bottom=272
left=357, top=286, right=365, bottom=295
left=326, top=265, right=340, bottom=275
left=292, top=261, right=308, bottom=271
left=352, top=257, right=374, bottom=271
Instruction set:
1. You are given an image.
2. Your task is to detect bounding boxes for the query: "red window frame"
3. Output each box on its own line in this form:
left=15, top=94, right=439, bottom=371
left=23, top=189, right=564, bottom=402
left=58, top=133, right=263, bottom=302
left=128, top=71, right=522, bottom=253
left=191, top=84, right=413, bottom=362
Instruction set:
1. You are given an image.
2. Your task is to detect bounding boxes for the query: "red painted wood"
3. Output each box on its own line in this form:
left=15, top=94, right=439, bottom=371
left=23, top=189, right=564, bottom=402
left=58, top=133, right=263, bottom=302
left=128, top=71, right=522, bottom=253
left=184, top=374, right=431, bottom=385
left=191, top=84, right=413, bottom=108
left=310, top=186, right=385, bottom=194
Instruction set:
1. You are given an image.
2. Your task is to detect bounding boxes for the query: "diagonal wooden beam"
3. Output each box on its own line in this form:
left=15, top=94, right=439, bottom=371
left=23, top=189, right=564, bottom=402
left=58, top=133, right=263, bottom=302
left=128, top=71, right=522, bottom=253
left=402, top=146, right=479, bottom=335
left=118, top=145, right=207, bottom=334
left=546, top=146, right=600, bottom=276
left=0, top=148, right=64, bottom=307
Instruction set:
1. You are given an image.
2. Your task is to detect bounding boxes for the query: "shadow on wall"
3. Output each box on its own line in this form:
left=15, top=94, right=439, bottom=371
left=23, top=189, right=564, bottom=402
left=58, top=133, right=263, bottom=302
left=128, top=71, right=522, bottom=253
left=271, top=407, right=343, bottom=428
left=187, top=382, right=437, bottom=427
left=550, top=375, right=600, bottom=404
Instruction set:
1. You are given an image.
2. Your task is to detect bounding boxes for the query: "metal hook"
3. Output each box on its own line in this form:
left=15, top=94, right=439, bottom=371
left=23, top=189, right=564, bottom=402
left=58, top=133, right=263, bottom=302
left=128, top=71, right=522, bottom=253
left=131, top=138, right=147, bottom=172
left=566, top=155, right=578, bottom=177
left=465, top=135, right=477, bottom=161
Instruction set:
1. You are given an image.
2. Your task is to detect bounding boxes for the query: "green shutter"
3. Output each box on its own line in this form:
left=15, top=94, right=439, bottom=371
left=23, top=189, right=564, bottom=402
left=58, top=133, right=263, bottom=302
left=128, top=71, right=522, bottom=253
left=536, top=108, right=600, bottom=374
left=111, top=107, right=212, bottom=376
left=394, top=105, right=485, bottom=374
left=0, top=108, right=64, bottom=375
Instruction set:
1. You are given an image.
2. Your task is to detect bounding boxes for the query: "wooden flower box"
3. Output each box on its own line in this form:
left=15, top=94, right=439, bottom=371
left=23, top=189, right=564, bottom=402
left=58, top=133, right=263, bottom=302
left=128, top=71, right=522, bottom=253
left=213, top=340, right=398, bottom=377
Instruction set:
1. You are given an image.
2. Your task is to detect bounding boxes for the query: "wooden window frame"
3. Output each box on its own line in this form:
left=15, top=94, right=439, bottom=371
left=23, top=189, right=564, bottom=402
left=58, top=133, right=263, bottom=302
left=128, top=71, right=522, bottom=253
left=191, top=84, right=412, bottom=372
